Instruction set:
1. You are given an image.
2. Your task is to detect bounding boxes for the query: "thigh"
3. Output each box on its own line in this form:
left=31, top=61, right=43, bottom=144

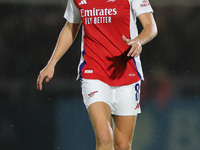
left=88, top=102, right=113, bottom=139
left=113, top=115, right=137, bottom=144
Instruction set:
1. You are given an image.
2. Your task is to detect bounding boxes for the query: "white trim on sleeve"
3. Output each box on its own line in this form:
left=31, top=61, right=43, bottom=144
left=132, top=0, right=153, bottom=17
left=64, top=0, right=81, bottom=23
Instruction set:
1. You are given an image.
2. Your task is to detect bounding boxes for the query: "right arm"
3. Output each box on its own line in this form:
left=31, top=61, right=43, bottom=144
left=37, top=21, right=81, bottom=90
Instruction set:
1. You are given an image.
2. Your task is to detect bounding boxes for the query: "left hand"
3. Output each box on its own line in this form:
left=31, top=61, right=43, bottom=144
left=122, top=35, right=142, bottom=57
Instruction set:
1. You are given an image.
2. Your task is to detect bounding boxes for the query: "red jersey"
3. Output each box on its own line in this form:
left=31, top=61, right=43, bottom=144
left=64, top=0, right=153, bottom=86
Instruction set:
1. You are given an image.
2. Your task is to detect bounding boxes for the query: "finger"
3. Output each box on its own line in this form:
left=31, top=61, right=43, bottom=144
left=36, top=76, right=40, bottom=90
left=135, top=47, right=142, bottom=57
left=131, top=45, right=139, bottom=57
left=38, top=81, right=43, bottom=91
left=131, top=50, right=138, bottom=57
left=45, top=76, right=51, bottom=83
left=122, top=35, right=137, bottom=46
left=37, top=75, right=44, bottom=90
left=122, top=35, right=129, bottom=44
left=131, top=46, right=142, bottom=57
left=127, top=46, right=136, bottom=57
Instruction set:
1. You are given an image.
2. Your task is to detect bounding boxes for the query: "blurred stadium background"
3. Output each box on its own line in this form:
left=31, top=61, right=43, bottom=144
left=0, top=0, right=200, bottom=150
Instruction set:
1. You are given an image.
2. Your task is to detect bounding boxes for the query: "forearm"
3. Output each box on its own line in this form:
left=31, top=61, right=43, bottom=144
left=134, top=13, right=158, bottom=45
left=136, top=24, right=157, bottom=45
left=48, top=22, right=81, bottom=66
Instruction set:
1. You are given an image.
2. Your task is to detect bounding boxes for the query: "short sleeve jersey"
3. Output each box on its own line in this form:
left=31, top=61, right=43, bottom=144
left=64, top=0, right=153, bottom=86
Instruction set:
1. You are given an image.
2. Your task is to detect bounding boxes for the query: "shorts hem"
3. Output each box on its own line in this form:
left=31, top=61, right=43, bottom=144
left=111, top=111, right=141, bottom=116
left=85, top=100, right=113, bottom=111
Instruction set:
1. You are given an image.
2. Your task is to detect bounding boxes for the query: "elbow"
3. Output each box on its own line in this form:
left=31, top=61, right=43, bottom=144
left=147, top=24, right=158, bottom=42
left=152, top=23, right=158, bottom=38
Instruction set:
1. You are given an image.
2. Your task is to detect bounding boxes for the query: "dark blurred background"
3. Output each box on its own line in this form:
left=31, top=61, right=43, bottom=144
left=0, top=0, right=200, bottom=150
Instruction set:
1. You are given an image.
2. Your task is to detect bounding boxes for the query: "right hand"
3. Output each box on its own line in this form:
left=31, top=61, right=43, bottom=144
left=37, top=64, right=55, bottom=91
left=122, top=35, right=142, bottom=57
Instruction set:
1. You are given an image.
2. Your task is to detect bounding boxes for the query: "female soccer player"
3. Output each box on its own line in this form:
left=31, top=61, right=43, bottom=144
left=37, top=0, right=157, bottom=149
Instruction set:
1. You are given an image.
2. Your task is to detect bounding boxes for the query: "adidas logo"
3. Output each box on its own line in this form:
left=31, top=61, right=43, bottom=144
left=79, top=0, right=87, bottom=5
left=135, top=103, right=140, bottom=110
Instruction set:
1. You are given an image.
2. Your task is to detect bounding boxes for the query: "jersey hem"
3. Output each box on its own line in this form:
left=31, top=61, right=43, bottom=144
left=79, top=76, right=141, bottom=86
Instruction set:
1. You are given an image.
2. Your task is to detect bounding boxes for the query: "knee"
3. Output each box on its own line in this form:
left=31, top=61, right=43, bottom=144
left=114, top=139, right=132, bottom=150
left=96, top=130, right=113, bottom=147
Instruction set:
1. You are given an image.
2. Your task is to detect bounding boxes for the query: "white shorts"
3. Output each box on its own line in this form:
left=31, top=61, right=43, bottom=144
left=81, top=79, right=141, bottom=116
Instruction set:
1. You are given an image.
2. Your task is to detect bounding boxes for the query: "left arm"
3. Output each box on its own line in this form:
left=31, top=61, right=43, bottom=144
left=123, top=12, right=158, bottom=57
